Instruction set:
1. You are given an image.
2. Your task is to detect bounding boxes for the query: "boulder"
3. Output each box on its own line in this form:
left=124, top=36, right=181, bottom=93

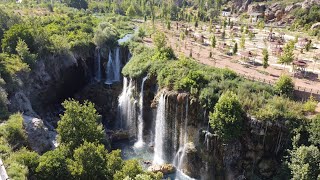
left=148, top=164, right=176, bottom=174
left=275, top=9, right=284, bottom=21
left=285, top=4, right=301, bottom=13
left=302, top=0, right=320, bottom=9
left=247, top=3, right=265, bottom=14
left=311, top=22, right=320, bottom=30
left=23, top=115, right=56, bottom=153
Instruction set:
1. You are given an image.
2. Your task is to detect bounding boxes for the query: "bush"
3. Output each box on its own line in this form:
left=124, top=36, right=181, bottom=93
left=308, top=115, right=320, bottom=145
left=275, top=75, right=294, bottom=97
left=303, top=96, right=317, bottom=113
left=0, top=113, right=26, bottom=149
left=289, top=145, right=320, bottom=180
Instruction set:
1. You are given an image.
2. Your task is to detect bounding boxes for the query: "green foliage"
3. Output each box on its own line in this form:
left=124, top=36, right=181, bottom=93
left=16, top=39, right=37, bottom=68
left=262, top=48, right=269, bottom=69
left=137, top=27, right=146, bottom=40
left=36, top=146, right=71, bottom=180
left=255, top=96, right=303, bottom=122
left=57, top=99, right=106, bottom=150
left=126, top=4, right=136, bottom=17
left=6, top=147, right=39, bottom=178
left=2, top=24, right=35, bottom=54
left=275, top=75, right=295, bottom=97
left=153, top=32, right=167, bottom=51
left=6, top=161, right=28, bottom=180
left=93, top=22, right=119, bottom=48
left=67, top=141, right=115, bottom=179
left=303, top=96, right=317, bottom=113
left=114, top=160, right=143, bottom=180
left=65, top=0, right=88, bottom=9
left=308, top=115, right=320, bottom=145
left=233, top=42, right=238, bottom=55
left=211, top=35, right=216, bottom=48
left=289, top=145, right=320, bottom=180
left=240, top=33, right=245, bottom=49
left=292, top=5, right=320, bottom=30
left=278, top=40, right=295, bottom=65
left=209, top=91, right=245, bottom=141
left=0, top=113, right=26, bottom=148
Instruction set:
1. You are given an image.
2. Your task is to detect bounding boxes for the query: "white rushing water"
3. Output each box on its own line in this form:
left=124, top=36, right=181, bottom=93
left=113, top=47, right=121, bottom=82
left=94, top=47, right=101, bottom=82
left=118, top=78, right=136, bottom=132
left=105, top=50, right=114, bottom=85
left=134, top=76, right=148, bottom=148
left=174, top=98, right=189, bottom=169
left=153, top=94, right=166, bottom=164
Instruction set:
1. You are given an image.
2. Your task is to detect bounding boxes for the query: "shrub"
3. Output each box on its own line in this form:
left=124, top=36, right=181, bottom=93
left=308, top=115, right=320, bottom=145
left=0, top=113, right=26, bottom=149
left=275, top=75, right=294, bottom=97
left=303, top=96, right=318, bottom=113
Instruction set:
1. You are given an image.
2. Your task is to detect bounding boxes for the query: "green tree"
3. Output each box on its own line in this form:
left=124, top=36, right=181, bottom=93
left=289, top=145, right=320, bottom=180
left=211, top=35, right=216, bottom=48
left=67, top=141, right=120, bottom=179
left=240, top=33, right=245, bottom=49
left=137, top=28, right=146, bottom=40
left=65, top=0, right=88, bottom=9
left=126, top=4, right=136, bottom=17
left=114, top=160, right=143, bottom=180
left=16, top=38, right=37, bottom=67
left=221, top=29, right=225, bottom=41
left=233, top=42, right=238, bottom=55
left=308, top=115, right=320, bottom=145
left=57, top=99, right=106, bottom=150
left=2, top=24, right=35, bottom=54
left=209, top=91, right=245, bottom=141
left=305, top=40, right=312, bottom=52
left=93, top=22, right=118, bottom=48
left=262, top=48, right=269, bottom=69
left=36, top=146, right=71, bottom=180
left=153, top=32, right=167, bottom=51
left=278, top=40, right=295, bottom=67
left=275, top=75, right=294, bottom=97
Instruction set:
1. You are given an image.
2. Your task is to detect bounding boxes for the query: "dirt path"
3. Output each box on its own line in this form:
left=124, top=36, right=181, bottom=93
left=143, top=22, right=320, bottom=95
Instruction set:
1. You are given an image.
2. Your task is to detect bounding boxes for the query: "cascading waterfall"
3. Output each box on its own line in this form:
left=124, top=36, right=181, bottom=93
left=118, top=78, right=136, bottom=133
left=94, top=47, right=101, bottom=82
left=105, top=50, right=114, bottom=85
left=153, top=94, right=167, bottom=165
left=113, top=47, right=121, bottom=82
left=134, top=76, right=148, bottom=148
left=174, top=98, right=189, bottom=170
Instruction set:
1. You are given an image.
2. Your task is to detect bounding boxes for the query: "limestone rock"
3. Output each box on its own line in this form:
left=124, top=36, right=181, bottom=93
left=247, top=3, right=265, bottom=14
left=258, top=158, right=277, bottom=178
left=23, top=115, right=56, bottom=153
left=311, top=22, right=320, bottom=30
left=148, top=163, right=176, bottom=174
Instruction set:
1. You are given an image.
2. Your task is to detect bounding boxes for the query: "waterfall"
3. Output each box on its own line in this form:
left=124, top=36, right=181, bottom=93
left=134, top=76, right=148, bottom=148
left=153, top=94, right=167, bottom=165
left=94, top=47, right=101, bottom=82
left=174, top=98, right=189, bottom=170
left=113, top=47, right=121, bottom=82
left=118, top=78, right=136, bottom=132
left=105, top=50, right=114, bottom=85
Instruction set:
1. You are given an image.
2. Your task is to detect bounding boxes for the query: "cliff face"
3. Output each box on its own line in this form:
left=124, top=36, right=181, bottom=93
left=142, top=77, right=289, bottom=179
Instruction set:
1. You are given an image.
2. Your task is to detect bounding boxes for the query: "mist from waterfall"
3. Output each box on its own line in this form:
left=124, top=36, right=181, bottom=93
left=118, top=78, right=136, bottom=134
left=134, top=76, right=148, bottom=148
left=94, top=47, right=101, bottom=82
left=153, top=94, right=166, bottom=165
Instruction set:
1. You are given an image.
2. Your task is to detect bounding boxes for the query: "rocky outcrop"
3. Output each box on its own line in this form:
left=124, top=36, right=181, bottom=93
left=23, top=115, right=57, bottom=154
left=247, top=3, right=266, bottom=14
left=148, top=164, right=176, bottom=174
